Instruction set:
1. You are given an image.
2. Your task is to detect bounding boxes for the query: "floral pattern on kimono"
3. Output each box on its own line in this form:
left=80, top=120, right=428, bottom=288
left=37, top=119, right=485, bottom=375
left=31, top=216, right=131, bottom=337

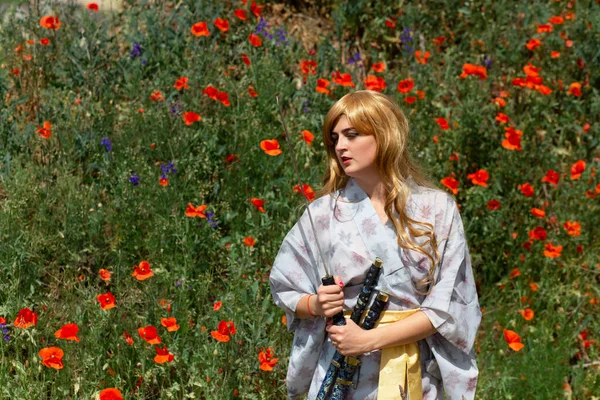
left=269, top=177, right=481, bottom=400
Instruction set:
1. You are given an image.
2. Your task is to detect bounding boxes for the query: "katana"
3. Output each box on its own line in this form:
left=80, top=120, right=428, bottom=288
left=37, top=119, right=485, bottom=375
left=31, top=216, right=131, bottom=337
left=275, top=95, right=346, bottom=326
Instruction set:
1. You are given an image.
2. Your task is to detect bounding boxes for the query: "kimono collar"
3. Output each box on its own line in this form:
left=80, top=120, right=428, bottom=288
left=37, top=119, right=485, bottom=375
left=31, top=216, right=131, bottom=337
left=337, top=176, right=418, bottom=204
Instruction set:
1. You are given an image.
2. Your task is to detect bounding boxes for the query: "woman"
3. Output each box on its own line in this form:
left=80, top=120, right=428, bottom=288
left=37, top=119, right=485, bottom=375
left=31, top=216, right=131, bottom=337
left=269, top=90, right=481, bottom=399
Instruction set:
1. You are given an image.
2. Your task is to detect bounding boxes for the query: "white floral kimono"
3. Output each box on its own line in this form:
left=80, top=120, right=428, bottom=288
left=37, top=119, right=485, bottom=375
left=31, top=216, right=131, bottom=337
left=269, top=177, right=481, bottom=399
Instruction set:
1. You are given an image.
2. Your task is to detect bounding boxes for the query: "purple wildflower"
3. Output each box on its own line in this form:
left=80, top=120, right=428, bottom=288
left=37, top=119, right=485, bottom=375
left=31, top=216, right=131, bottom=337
left=101, top=137, right=112, bottom=152
left=129, top=174, right=140, bottom=186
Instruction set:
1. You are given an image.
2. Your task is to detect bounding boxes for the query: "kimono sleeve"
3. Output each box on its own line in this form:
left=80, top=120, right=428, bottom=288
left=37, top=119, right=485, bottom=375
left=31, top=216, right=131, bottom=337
left=420, top=194, right=482, bottom=355
left=269, top=208, right=323, bottom=332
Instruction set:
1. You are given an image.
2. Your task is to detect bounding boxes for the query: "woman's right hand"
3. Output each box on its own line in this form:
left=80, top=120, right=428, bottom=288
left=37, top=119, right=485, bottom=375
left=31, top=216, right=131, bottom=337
left=314, top=276, right=345, bottom=317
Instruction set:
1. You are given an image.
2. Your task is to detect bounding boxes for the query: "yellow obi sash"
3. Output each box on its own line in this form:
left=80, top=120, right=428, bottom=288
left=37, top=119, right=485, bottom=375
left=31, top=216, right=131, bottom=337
left=375, top=309, right=422, bottom=400
left=341, top=308, right=422, bottom=399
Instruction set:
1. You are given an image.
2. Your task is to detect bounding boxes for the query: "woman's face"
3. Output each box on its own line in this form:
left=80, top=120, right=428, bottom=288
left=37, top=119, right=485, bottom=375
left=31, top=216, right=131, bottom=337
left=331, top=115, right=378, bottom=180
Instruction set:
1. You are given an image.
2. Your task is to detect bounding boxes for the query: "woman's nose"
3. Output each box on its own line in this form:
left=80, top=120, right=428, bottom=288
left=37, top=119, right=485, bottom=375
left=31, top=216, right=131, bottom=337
left=335, top=136, right=348, bottom=151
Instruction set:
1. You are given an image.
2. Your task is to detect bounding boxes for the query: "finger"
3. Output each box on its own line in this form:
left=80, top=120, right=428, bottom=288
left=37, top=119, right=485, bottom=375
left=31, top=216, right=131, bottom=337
left=320, top=286, right=342, bottom=295
left=334, top=276, right=345, bottom=287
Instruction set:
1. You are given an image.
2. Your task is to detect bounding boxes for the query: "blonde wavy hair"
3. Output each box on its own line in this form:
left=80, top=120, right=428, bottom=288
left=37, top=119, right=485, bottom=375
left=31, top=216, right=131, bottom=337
left=316, top=90, right=441, bottom=294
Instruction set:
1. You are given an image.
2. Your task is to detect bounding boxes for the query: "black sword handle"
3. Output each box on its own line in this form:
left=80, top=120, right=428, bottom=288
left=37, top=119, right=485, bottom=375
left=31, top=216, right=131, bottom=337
left=321, top=275, right=346, bottom=326
left=350, top=257, right=383, bottom=324
left=360, top=291, right=389, bottom=330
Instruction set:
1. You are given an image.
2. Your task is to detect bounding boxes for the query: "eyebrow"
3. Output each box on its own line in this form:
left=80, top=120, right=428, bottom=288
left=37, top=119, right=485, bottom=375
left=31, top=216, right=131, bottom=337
left=331, top=127, right=356, bottom=135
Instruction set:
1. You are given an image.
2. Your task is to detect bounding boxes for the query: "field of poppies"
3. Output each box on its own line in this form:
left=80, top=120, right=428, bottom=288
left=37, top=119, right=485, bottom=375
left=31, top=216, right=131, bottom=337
left=0, top=0, right=599, bottom=398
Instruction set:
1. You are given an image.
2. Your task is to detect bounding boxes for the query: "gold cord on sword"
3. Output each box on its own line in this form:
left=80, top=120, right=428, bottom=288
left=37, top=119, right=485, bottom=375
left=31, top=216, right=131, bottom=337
left=275, top=95, right=331, bottom=277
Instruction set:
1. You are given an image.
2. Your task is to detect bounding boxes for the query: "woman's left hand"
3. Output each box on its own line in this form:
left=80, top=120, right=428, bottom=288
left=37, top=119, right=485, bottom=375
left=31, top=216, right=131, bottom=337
left=326, top=319, right=373, bottom=356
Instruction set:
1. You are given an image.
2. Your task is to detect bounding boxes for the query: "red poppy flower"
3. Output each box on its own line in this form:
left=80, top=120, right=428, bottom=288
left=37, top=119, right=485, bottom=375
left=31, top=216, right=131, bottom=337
left=541, top=170, right=559, bottom=185
left=543, top=242, right=562, bottom=258
left=509, top=268, right=521, bottom=279
left=161, top=317, right=180, bottom=332
left=39, top=347, right=64, bottom=369
left=248, top=86, right=258, bottom=97
left=459, top=64, right=487, bottom=79
left=99, top=388, right=123, bottom=400
left=241, top=53, right=251, bottom=66
left=214, top=18, right=229, bottom=32
left=551, top=51, right=561, bottom=58
left=173, top=76, right=189, bottom=91
left=526, top=38, right=542, bottom=51
left=99, top=269, right=111, bottom=282
left=531, top=208, right=545, bottom=218
left=40, top=15, right=61, bottom=30
left=467, top=169, right=489, bottom=187
left=414, top=50, right=430, bottom=64
left=250, top=2, right=263, bottom=17
left=243, top=236, right=256, bottom=247
left=154, top=346, right=175, bottom=364
left=97, top=292, right=116, bottom=310
left=132, top=260, right=154, bottom=281
left=549, top=16, right=564, bottom=24
left=300, top=60, right=317, bottom=75
left=183, top=111, right=201, bottom=126
left=211, top=320, right=236, bottom=342
left=36, top=121, right=52, bottom=139
left=371, top=62, right=385, bottom=72
left=186, top=203, right=207, bottom=218
left=234, top=9, right=247, bottom=21
left=519, top=308, right=535, bottom=321
left=260, top=139, right=282, bottom=156
left=55, top=323, right=80, bottom=342
left=364, top=75, right=386, bottom=92
left=40, top=38, right=50, bottom=46
left=159, top=177, right=169, bottom=187
left=123, top=331, right=134, bottom=346
left=217, top=91, right=230, bottom=106
left=316, top=78, right=331, bottom=95
left=87, top=3, right=99, bottom=11
left=331, top=71, right=355, bottom=87
left=528, top=226, right=547, bottom=241
left=487, top=199, right=500, bottom=210
left=567, top=82, right=582, bottom=97
left=191, top=22, right=210, bottom=37
left=537, top=24, right=553, bottom=33
left=225, top=154, right=239, bottom=163
left=202, top=85, right=219, bottom=100
left=14, top=307, right=38, bottom=328
left=570, top=160, right=585, bottom=179
left=504, top=329, right=524, bottom=351
left=397, top=78, right=414, bottom=94
left=493, top=97, right=506, bottom=107
left=213, top=301, right=222, bottom=311
left=258, top=347, right=279, bottom=371
left=250, top=198, right=265, bottom=213
left=293, top=184, right=315, bottom=201
left=495, top=113, right=510, bottom=124
left=518, top=183, right=534, bottom=197
left=149, top=90, right=164, bottom=102
left=563, top=221, right=581, bottom=237
left=138, top=326, right=161, bottom=344
left=301, top=130, right=314, bottom=145
left=502, top=126, right=523, bottom=151
left=440, top=176, right=459, bottom=195
left=385, top=16, right=396, bottom=29
left=435, top=117, right=449, bottom=130
left=248, top=33, right=262, bottom=47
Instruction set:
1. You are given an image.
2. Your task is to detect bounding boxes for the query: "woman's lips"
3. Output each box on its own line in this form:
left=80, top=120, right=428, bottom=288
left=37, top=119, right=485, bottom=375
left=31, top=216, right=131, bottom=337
left=341, top=157, right=352, bottom=165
